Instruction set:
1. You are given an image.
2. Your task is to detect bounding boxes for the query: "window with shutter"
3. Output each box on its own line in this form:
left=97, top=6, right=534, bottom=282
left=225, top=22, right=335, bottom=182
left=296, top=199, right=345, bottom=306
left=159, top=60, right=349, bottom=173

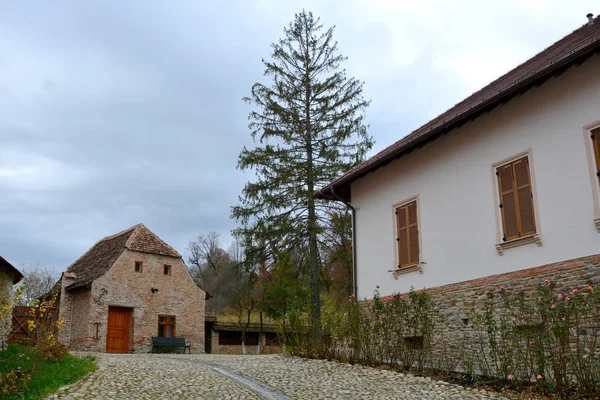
left=591, top=127, right=600, bottom=185
left=395, top=200, right=419, bottom=268
left=496, top=156, right=536, bottom=241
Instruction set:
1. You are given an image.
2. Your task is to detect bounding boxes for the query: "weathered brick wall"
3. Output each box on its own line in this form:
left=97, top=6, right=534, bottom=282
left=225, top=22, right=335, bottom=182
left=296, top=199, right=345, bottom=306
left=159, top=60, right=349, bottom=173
left=58, top=277, right=73, bottom=346
left=74, top=249, right=206, bottom=353
left=0, top=273, right=12, bottom=350
left=68, top=290, right=92, bottom=348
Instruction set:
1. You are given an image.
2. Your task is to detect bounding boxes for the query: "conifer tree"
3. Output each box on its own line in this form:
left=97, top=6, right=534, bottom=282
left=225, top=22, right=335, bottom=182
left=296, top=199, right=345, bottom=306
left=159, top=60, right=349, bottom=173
left=232, top=11, right=373, bottom=339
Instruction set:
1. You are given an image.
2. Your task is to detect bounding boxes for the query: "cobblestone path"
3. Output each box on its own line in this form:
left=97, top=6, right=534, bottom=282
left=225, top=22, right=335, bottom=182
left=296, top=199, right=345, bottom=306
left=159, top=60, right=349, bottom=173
left=48, top=353, right=509, bottom=400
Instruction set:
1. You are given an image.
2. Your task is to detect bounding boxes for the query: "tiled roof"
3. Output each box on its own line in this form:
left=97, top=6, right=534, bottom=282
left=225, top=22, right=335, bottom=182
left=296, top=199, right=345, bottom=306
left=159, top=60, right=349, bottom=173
left=125, top=224, right=181, bottom=258
left=317, top=16, right=600, bottom=201
left=64, top=224, right=181, bottom=290
left=0, top=255, right=23, bottom=284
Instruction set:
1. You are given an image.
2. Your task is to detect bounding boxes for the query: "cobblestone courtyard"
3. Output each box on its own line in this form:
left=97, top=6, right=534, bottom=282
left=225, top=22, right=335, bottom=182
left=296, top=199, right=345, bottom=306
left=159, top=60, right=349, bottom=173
left=49, top=353, right=509, bottom=400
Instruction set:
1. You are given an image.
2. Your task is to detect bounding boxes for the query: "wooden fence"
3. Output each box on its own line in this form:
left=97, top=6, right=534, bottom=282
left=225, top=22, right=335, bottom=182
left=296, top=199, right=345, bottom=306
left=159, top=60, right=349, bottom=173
left=8, top=306, right=58, bottom=344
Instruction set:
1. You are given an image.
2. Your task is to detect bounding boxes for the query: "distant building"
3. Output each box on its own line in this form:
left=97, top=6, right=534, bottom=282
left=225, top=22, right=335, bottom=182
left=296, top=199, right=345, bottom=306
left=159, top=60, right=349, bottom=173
left=55, top=224, right=206, bottom=353
left=0, top=255, right=23, bottom=351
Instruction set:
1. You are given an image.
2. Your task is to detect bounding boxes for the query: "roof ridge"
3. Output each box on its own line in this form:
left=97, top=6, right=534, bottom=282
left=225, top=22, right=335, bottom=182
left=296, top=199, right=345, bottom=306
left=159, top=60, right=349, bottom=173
left=124, top=224, right=181, bottom=258
left=449, top=17, right=598, bottom=111
left=65, top=226, right=136, bottom=274
left=123, top=223, right=144, bottom=248
left=98, top=223, right=141, bottom=244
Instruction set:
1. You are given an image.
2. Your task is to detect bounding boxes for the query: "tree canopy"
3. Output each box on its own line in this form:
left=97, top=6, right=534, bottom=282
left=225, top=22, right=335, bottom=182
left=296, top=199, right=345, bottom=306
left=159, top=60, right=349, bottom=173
left=232, top=10, right=372, bottom=338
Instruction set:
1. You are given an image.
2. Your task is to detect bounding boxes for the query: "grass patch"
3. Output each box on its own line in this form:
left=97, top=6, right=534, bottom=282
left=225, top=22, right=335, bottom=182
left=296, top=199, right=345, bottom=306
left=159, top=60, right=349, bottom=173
left=0, top=345, right=96, bottom=400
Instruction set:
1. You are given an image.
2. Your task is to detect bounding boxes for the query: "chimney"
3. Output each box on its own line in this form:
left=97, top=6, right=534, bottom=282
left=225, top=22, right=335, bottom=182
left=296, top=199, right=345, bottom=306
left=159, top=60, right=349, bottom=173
left=587, top=13, right=594, bottom=26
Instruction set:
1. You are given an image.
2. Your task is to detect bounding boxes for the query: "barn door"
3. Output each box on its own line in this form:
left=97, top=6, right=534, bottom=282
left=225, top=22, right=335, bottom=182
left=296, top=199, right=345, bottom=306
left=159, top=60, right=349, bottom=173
left=106, top=307, right=131, bottom=353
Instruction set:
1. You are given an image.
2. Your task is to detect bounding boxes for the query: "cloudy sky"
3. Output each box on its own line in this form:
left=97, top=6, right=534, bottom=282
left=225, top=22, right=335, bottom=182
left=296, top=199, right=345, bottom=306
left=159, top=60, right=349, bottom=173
left=0, top=0, right=596, bottom=274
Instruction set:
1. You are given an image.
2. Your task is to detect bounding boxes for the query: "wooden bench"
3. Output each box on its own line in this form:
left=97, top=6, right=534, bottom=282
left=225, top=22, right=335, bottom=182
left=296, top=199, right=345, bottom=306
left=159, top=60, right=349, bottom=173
left=151, top=337, right=191, bottom=354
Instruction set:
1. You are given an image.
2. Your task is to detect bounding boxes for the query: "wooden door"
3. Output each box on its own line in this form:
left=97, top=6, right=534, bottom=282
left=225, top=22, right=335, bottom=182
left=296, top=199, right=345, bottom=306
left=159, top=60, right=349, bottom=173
left=106, top=307, right=131, bottom=353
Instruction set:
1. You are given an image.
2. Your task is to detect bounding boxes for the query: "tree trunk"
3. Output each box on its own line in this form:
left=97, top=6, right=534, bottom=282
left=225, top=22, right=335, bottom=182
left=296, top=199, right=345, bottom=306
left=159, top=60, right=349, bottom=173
left=256, top=310, right=263, bottom=354
left=304, top=25, right=321, bottom=341
left=241, top=329, right=247, bottom=355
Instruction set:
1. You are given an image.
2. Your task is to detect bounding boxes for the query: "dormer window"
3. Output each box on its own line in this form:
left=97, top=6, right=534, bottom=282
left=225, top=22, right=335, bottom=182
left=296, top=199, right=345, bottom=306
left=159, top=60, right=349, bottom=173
left=163, top=265, right=171, bottom=276
left=134, top=261, right=143, bottom=273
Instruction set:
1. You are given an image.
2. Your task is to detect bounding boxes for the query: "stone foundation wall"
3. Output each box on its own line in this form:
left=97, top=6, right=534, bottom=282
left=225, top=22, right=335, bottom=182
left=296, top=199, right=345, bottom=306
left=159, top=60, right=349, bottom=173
left=422, top=254, right=600, bottom=366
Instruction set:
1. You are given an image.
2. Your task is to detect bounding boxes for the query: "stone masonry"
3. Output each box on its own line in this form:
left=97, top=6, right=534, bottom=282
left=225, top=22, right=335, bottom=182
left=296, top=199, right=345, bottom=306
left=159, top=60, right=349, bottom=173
left=57, top=224, right=205, bottom=353
left=419, top=254, right=600, bottom=366
left=61, top=250, right=205, bottom=353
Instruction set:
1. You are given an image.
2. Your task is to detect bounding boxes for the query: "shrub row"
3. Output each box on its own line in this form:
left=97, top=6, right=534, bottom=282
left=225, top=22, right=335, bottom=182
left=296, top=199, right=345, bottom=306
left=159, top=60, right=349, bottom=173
left=284, top=282, right=600, bottom=399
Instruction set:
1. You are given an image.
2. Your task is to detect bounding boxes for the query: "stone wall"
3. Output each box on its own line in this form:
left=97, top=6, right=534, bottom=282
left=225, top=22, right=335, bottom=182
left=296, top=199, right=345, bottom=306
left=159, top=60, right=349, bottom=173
left=60, top=249, right=205, bottom=353
left=68, top=290, right=92, bottom=348
left=421, top=254, right=600, bottom=366
left=0, top=273, right=12, bottom=351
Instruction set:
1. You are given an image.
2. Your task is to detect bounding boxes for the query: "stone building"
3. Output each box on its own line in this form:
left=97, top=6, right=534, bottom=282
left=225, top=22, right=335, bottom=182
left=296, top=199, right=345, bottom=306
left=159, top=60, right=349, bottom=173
left=317, top=16, right=600, bottom=312
left=0, top=255, right=23, bottom=351
left=55, top=224, right=205, bottom=353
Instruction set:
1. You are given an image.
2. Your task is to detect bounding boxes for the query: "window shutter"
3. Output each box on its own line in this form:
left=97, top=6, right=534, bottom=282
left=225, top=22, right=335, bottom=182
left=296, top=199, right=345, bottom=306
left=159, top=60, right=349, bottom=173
left=497, top=164, right=519, bottom=240
left=397, top=206, right=409, bottom=266
left=513, top=158, right=536, bottom=236
left=396, top=201, right=419, bottom=267
left=497, top=156, right=536, bottom=241
left=407, top=202, right=420, bottom=264
left=592, top=127, right=600, bottom=183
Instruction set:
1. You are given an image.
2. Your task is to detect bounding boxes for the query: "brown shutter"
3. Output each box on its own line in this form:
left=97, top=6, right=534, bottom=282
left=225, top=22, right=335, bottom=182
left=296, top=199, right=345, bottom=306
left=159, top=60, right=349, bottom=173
left=407, top=202, right=420, bottom=264
left=497, top=156, right=536, bottom=241
left=498, top=164, right=519, bottom=240
left=592, top=127, right=600, bottom=184
left=396, top=206, right=409, bottom=266
left=513, top=158, right=536, bottom=236
left=396, top=201, right=419, bottom=267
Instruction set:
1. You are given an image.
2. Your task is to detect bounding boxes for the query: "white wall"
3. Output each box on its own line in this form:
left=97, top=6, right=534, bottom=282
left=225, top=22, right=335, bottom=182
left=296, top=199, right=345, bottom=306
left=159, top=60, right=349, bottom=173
left=352, top=54, right=600, bottom=299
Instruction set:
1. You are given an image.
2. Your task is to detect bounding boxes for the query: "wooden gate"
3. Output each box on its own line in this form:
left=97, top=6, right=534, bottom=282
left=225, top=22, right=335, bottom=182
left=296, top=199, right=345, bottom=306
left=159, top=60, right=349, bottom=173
left=106, top=306, right=131, bottom=353
left=8, top=306, right=58, bottom=344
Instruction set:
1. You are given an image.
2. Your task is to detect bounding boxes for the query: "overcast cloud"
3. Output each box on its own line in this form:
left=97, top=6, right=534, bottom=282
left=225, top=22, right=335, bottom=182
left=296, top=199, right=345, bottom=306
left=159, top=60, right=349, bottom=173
left=0, top=0, right=597, bottom=273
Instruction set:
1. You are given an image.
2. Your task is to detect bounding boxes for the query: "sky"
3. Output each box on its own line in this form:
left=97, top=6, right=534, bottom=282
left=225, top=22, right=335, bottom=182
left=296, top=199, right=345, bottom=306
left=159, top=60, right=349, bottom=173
left=0, top=0, right=597, bottom=274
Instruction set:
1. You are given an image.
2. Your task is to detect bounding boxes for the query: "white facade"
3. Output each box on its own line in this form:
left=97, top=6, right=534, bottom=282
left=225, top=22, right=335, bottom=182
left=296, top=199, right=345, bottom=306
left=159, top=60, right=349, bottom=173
left=352, top=54, right=600, bottom=299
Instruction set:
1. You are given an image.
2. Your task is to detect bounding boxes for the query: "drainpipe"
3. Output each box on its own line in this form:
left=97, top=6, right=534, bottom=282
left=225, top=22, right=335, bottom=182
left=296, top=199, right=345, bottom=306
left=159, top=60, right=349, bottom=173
left=329, top=188, right=358, bottom=297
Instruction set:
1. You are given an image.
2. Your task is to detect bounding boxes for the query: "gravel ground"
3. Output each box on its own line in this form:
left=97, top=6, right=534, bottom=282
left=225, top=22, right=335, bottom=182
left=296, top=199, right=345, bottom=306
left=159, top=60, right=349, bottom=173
left=48, top=353, right=509, bottom=400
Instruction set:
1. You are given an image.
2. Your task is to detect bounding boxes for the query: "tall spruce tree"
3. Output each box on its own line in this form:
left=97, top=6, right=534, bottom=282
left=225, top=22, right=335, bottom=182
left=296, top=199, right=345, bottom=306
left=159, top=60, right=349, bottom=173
left=232, top=11, right=373, bottom=339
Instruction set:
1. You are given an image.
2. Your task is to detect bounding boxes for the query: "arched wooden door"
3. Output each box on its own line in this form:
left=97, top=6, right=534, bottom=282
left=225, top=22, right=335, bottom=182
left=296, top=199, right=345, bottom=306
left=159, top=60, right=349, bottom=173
left=106, top=306, right=131, bottom=353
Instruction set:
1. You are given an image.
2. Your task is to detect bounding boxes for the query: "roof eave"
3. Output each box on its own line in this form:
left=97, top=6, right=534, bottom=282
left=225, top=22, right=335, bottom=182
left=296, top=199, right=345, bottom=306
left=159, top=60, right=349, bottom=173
left=316, top=44, right=600, bottom=203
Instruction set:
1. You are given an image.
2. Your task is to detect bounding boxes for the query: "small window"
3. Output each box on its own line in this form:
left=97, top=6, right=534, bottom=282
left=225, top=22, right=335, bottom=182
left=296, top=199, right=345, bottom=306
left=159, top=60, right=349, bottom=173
left=404, top=336, right=424, bottom=350
left=395, top=200, right=420, bottom=268
left=158, top=315, right=176, bottom=337
left=134, top=261, right=143, bottom=273
left=163, top=265, right=171, bottom=275
left=591, top=127, right=600, bottom=185
left=515, top=323, right=543, bottom=337
left=496, top=156, right=536, bottom=241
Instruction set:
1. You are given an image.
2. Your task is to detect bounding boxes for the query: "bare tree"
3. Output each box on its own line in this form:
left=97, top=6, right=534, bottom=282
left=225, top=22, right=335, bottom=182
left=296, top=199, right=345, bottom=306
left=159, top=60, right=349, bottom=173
left=188, top=232, right=226, bottom=271
left=16, top=264, right=58, bottom=306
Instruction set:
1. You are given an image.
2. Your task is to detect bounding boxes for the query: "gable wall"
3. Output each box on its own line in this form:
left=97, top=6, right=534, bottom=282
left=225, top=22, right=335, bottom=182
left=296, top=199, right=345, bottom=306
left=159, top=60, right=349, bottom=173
left=65, top=249, right=205, bottom=353
left=352, top=53, right=600, bottom=298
